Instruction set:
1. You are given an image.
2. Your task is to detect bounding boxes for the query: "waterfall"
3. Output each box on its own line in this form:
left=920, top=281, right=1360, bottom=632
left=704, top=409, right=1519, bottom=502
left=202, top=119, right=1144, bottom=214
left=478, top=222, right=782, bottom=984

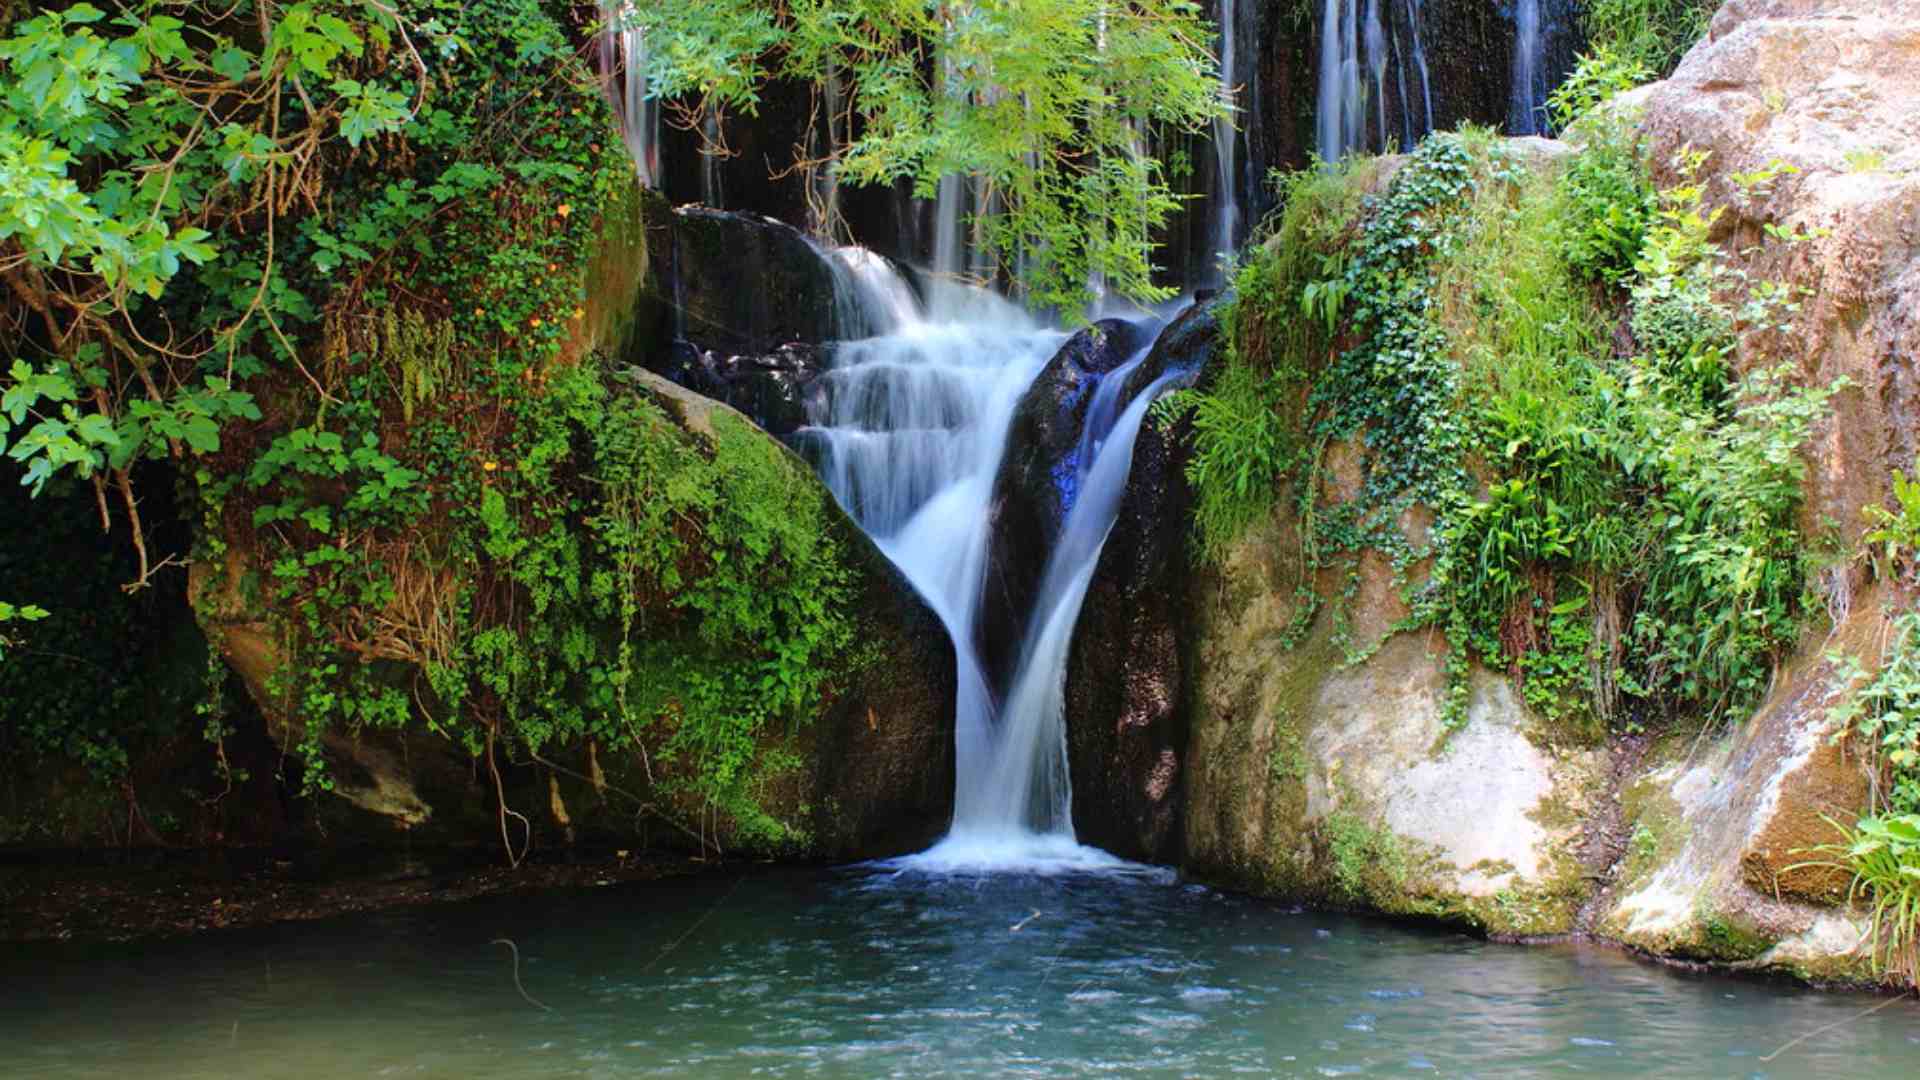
left=1315, top=0, right=1436, bottom=162
left=1410, top=0, right=1433, bottom=144
left=1510, top=0, right=1543, bottom=135
left=700, top=111, right=725, bottom=208
left=1508, top=0, right=1573, bottom=135
left=599, top=1, right=659, bottom=188
left=1209, top=0, right=1242, bottom=278
left=801, top=256, right=1183, bottom=871
left=808, top=68, right=844, bottom=241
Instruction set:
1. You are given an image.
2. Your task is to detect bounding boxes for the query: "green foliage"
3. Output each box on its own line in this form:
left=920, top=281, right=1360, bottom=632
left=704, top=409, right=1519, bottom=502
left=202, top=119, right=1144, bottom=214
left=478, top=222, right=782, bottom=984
left=1324, top=809, right=1409, bottom=903
left=0, top=473, right=208, bottom=781
left=1189, top=128, right=1836, bottom=737
left=1185, top=155, right=1380, bottom=560
left=1547, top=47, right=1653, bottom=132
left=1806, top=611, right=1920, bottom=986
left=1830, top=614, right=1920, bottom=816
left=1863, top=458, right=1920, bottom=586
left=1553, top=64, right=1655, bottom=285
left=1795, top=812, right=1920, bottom=987
left=0, top=1, right=866, bottom=848
left=0, top=600, right=48, bottom=663
left=625, top=0, right=1227, bottom=312
left=1582, top=0, right=1715, bottom=78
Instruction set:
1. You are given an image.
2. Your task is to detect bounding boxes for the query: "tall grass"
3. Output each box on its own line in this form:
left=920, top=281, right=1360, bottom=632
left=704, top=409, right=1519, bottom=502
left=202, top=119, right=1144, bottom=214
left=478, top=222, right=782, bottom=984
left=1583, top=0, right=1716, bottom=78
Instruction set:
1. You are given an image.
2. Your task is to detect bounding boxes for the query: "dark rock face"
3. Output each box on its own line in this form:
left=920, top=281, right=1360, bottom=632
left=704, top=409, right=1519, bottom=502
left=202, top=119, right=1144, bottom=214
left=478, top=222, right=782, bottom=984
left=644, top=207, right=844, bottom=356
left=978, top=318, right=1156, bottom=690
left=1063, top=300, right=1223, bottom=863
left=654, top=340, right=828, bottom=437
left=624, top=204, right=863, bottom=435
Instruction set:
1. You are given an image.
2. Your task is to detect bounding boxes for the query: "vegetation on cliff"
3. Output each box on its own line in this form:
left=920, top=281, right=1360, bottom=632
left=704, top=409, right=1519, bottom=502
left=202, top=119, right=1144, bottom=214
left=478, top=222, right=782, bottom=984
left=1183, top=62, right=1842, bottom=740
left=0, top=1, right=870, bottom=851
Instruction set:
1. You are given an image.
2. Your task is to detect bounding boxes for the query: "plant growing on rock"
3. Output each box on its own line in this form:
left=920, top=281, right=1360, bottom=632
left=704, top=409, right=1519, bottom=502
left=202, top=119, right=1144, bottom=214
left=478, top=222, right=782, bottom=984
left=1188, top=127, right=1839, bottom=738
left=0, top=1, right=876, bottom=853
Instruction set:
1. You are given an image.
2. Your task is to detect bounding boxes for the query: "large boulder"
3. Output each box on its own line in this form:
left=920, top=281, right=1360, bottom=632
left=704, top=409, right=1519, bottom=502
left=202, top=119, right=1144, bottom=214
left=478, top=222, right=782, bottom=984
left=190, top=196, right=956, bottom=861
left=1181, top=487, right=1608, bottom=934
left=1579, top=0, right=1920, bottom=978
left=1636, top=0, right=1920, bottom=562
left=1063, top=300, right=1223, bottom=862
left=978, top=318, right=1156, bottom=687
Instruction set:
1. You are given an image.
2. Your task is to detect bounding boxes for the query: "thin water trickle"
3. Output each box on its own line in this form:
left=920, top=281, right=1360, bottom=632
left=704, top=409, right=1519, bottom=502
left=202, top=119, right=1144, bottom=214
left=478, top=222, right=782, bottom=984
left=1209, top=0, right=1242, bottom=280
left=1511, top=0, right=1544, bottom=135
left=598, top=1, right=659, bottom=188
left=1316, top=0, right=1437, bottom=161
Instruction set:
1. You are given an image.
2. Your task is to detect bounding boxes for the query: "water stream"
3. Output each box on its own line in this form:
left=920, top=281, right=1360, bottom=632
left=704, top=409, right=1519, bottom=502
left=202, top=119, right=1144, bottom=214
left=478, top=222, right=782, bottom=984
left=801, top=252, right=1180, bottom=872
left=599, top=1, right=659, bottom=189
left=6, top=868, right=1917, bottom=1078
left=1317, top=0, right=1435, bottom=161
left=1510, top=0, right=1544, bottom=135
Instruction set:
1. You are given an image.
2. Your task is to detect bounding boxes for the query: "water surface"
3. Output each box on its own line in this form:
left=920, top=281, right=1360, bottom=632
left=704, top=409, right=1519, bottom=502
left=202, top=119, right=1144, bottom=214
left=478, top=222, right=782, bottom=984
left=4, top=866, right=1917, bottom=1078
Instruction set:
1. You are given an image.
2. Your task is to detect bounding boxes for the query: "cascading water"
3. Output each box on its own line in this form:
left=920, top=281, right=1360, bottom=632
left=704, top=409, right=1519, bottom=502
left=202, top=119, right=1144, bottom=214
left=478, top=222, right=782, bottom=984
left=1315, top=0, right=1435, bottom=161
left=1209, top=0, right=1242, bottom=279
left=801, top=255, right=1184, bottom=871
left=700, top=111, right=725, bottom=208
left=1508, top=0, right=1576, bottom=135
left=1510, top=0, right=1543, bottom=135
left=598, top=1, right=659, bottom=188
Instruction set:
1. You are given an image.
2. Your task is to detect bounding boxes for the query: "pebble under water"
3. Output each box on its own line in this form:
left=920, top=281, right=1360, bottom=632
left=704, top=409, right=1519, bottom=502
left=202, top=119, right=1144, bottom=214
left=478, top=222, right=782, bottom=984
left=4, top=866, right=1919, bottom=1078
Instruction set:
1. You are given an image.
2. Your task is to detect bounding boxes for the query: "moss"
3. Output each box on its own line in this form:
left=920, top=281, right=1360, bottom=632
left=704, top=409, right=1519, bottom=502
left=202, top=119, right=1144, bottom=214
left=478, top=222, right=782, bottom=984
left=1616, top=773, right=1692, bottom=895
left=1688, top=902, right=1780, bottom=963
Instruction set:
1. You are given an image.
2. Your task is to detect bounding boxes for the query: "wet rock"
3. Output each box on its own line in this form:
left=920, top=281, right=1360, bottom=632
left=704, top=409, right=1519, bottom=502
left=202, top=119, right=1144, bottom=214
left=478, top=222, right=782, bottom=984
left=654, top=340, right=828, bottom=437
left=1596, top=586, right=1884, bottom=977
left=1058, top=300, right=1223, bottom=862
left=977, top=318, right=1156, bottom=689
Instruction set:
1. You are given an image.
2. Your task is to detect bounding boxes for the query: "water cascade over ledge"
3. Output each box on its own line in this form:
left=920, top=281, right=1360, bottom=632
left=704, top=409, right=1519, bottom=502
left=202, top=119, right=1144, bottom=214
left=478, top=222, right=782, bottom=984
left=800, top=259, right=1188, bottom=873
left=1317, top=0, right=1436, bottom=162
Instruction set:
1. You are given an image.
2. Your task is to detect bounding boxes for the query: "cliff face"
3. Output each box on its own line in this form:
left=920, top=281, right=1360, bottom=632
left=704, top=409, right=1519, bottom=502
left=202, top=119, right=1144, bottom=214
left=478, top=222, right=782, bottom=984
left=1168, top=0, right=1918, bottom=983
left=187, top=190, right=957, bottom=862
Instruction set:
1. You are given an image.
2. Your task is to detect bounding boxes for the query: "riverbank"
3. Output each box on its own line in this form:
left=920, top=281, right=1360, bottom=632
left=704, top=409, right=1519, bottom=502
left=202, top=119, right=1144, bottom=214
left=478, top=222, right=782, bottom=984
left=0, top=847, right=704, bottom=944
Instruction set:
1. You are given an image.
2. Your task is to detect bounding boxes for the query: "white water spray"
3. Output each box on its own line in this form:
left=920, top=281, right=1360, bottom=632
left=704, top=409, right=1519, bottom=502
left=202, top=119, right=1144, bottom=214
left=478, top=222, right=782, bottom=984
left=1510, top=0, right=1543, bottom=135
left=803, top=257, right=1183, bottom=872
left=1209, top=0, right=1242, bottom=279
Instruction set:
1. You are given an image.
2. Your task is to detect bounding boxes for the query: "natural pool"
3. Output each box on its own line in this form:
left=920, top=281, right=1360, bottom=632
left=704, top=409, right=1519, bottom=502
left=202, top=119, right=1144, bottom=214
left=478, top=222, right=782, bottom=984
left=3, top=864, right=1917, bottom=1078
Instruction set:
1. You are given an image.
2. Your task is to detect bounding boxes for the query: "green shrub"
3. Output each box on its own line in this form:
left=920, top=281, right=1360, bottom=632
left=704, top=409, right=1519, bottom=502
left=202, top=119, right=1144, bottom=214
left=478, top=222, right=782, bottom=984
left=1583, top=0, right=1716, bottom=78
left=1864, top=459, right=1920, bottom=586
left=1796, top=812, right=1920, bottom=986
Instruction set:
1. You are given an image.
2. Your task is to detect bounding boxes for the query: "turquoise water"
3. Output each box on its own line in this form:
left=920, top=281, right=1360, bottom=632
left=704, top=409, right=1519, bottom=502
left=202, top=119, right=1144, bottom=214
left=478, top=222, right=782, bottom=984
left=3, top=865, right=1917, bottom=1078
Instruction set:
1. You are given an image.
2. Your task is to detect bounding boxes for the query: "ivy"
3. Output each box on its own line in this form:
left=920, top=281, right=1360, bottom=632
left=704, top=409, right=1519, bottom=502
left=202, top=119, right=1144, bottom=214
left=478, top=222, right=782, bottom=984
left=1192, top=127, right=1839, bottom=737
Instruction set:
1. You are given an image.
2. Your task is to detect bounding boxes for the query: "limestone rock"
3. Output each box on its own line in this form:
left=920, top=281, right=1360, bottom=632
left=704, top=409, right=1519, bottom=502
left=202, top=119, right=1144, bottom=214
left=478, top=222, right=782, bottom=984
left=1182, top=499, right=1606, bottom=935
left=1639, top=0, right=1920, bottom=561
left=1596, top=588, right=1885, bottom=978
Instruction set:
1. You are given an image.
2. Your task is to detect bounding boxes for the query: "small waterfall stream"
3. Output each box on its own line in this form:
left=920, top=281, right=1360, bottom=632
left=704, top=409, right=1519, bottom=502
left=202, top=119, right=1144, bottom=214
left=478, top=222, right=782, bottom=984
left=1316, top=0, right=1435, bottom=161
left=1210, top=0, right=1242, bottom=277
left=803, top=254, right=1182, bottom=871
left=599, top=1, right=659, bottom=188
left=1510, top=0, right=1544, bottom=134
